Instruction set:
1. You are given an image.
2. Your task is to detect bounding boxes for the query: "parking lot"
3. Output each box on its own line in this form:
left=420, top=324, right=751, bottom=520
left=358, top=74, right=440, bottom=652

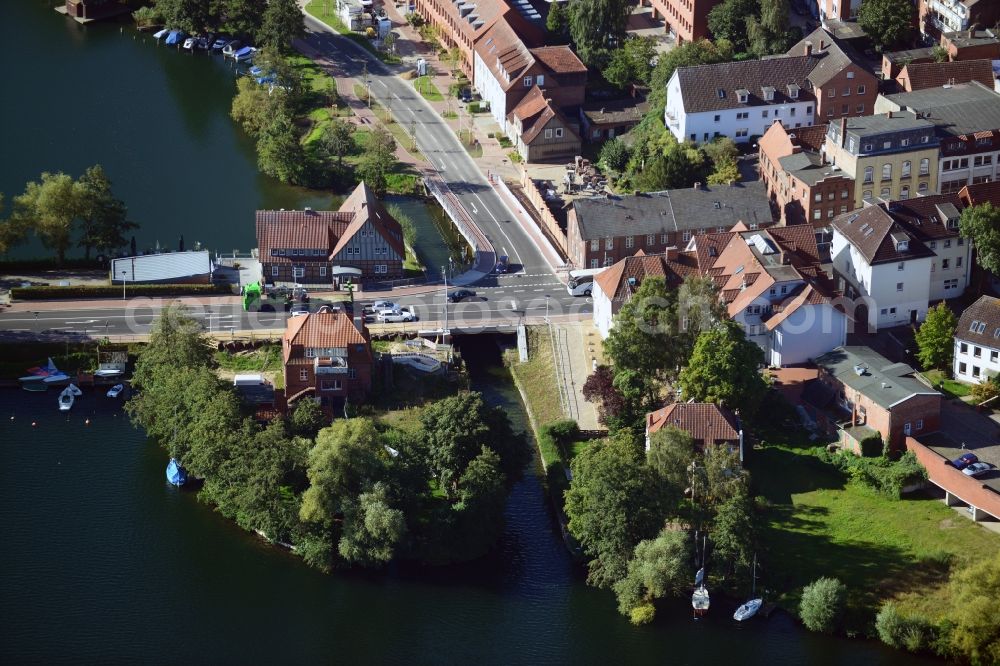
left=921, top=399, right=1000, bottom=494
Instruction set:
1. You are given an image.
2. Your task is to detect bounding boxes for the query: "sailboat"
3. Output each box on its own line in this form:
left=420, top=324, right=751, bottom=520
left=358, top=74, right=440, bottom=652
left=692, top=534, right=710, bottom=618
left=733, top=554, right=763, bottom=622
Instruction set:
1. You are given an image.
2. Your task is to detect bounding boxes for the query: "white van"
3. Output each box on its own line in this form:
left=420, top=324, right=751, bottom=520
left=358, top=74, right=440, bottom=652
left=566, top=267, right=603, bottom=296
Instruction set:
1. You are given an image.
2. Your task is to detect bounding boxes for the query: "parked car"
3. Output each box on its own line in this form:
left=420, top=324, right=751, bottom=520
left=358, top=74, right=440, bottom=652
left=951, top=452, right=979, bottom=470
left=447, top=289, right=477, bottom=302
left=962, top=462, right=994, bottom=478
left=377, top=306, right=416, bottom=323
left=292, top=286, right=309, bottom=303
left=495, top=255, right=509, bottom=274
left=365, top=300, right=397, bottom=312
left=459, top=87, right=472, bottom=103
left=290, top=304, right=309, bottom=317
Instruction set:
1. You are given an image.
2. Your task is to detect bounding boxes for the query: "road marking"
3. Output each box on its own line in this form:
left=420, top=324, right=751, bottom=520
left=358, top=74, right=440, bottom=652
left=378, top=80, right=387, bottom=89
left=470, top=200, right=479, bottom=214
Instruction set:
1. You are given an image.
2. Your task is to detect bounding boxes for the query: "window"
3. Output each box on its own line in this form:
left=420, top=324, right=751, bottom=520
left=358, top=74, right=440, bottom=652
left=957, top=257, right=963, bottom=267
left=864, top=166, right=874, bottom=183
left=348, top=368, right=357, bottom=380
left=902, top=161, right=911, bottom=177
left=942, top=258, right=950, bottom=270
left=814, top=192, right=823, bottom=203
left=714, top=114, right=721, bottom=122
left=737, top=91, right=748, bottom=103
left=761, top=110, right=768, bottom=118
left=321, top=379, right=342, bottom=391
left=857, top=84, right=865, bottom=95
left=806, top=106, right=812, bottom=114
left=880, top=187, right=890, bottom=198
left=863, top=190, right=872, bottom=199
left=590, top=239, right=599, bottom=251
left=864, top=143, right=873, bottom=152
left=828, top=208, right=835, bottom=218
left=790, top=107, right=796, bottom=117
left=293, top=266, right=305, bottom=278
left=959, top=362, right=967, bottom=373
left=847, top=71, right=855, bottom=79
left=646, top=234, right=655, bottom=245
left=625, top=236, right=634, bottom=249
left=992, top=350, right=998, bottom=362
left=881, top=164, right=892, bottom=180
left=319, top=266, right=327, bottom=277
left=896, top=282, right=904, bottom=292
left=904, top=422, right=911, bottom=436
left=590, top=259, right=598, bottom=269
left=961, top=342, right=969, bottom=354
left=603, top=256, right=614, bottom=267
left=897, top=262, right=905, bottom=271
left=840, top=205, right=848, bottom=214
left=945, top=239, right=951, bottom=248
left=813, top=209, right=822, bottom=220
left=376, top=264, right=388, bottom=274
left=536, top=74, right=544, bottom=86
left=842, top=87, right=850, bottom=96
left=828, top=191, right=836, bottom=201
left=682, top=231, right=691, bottom=242
left=271, top=266, right=278, bottom=277
left=661, top=233, right=668, bottom=244
left=828, top=88, right=835, bottom=98
left=855, top=104, right=864, bottom=114
left=544, top=129, right=552, bottom=139
left=919, top=158, right=929, bottom=175
left=523, top=76, right=532, bottom=87
left=900, top=186, right=909, bottom=199
left=736, top=111, right=749, bottom=120
left=973, top=366, right=981, bottom=378
left=555, top=128, right=563, bottom=138
left=717, top=89, right=726, bottom=99
left=605, top=237, right=613, bottom=250
left=736, top=128, right=748, bottom=138
left=921, top=135, right=929, bottom=144
left=848, top=137, right=856, bottom=152
left=299, top=369, right=308, bottom=382
left=918, top=182, right=928, bottom=193
left=842, top=104, right=849, bottom=114
left=841, top=189, right=849, bottom=199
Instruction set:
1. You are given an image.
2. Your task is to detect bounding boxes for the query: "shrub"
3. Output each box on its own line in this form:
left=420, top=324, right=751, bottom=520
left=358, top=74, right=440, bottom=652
left=468, top=101, right=482, bottom=113
left=629, top=603, right=656, bottom=625
left=829, top=450, right=927, bottom=498
left=859, top=433, right=884, bottom=458
left=799, top=577, right=846, bottom=633
left=540, top=420, right=581, bottom=460
left=876, top=602, right=935, bottom=653
left=11, top=283, right=233, bottom=300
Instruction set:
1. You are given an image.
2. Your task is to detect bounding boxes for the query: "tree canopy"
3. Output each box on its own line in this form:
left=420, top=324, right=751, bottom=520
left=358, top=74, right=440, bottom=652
left=613, top=528, right=690, bottom=624
left=259, top=0, right=305, bottom=54
left=678, top=320, right=767, bottom=416
left=602, top=37, right=657, bottom=89
left=799, top=577, right=847, bottom=633
left=915, top=302, right=957, bottom=371
left=959, top=202, right=1000, bottom=276
left=857, top=0, right=915, bottom=52
left=568, top=0, right=632, bottom=67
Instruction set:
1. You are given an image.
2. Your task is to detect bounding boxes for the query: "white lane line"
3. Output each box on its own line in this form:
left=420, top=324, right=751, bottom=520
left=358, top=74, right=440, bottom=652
left=378, top=80, right=387, bottom=88
left=474, top=193, right=524, bottom=269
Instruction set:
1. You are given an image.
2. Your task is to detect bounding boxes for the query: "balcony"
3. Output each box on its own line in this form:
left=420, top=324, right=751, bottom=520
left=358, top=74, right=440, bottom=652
left=315, top=357, right=349, bottom=374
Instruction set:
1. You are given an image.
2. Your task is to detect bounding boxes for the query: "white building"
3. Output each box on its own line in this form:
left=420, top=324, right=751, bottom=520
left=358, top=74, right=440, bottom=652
left=954, top=295, right=1000, bottom=384
left=664, top=56, right=818, bottom=144
left=830, top=197, right=972, bottom=331
left=111, top=250, right=213, bottom=284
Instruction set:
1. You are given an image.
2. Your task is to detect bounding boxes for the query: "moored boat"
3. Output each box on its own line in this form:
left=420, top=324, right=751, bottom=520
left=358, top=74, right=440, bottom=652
left=222, top=40, right=242, bottom=57
left=233, top=46, right=257, bottom=62
left=166, top=459, right=188, bottom=486
left=153, top=28, right=169, bottom=41
left=58, top=384, right=81, bottom=411
left=734, top=598, right=763, bottom=622
left=106, top=384, right=125, bottom=398
left=182, top=37, right=196, bottom=50
left=164, top=30, right=185, bottom=46
left=692, top=585, right=710, bottom=617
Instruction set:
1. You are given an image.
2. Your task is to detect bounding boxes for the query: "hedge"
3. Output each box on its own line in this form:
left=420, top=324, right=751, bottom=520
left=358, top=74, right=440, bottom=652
left=11, top=284, right=234, bottom=300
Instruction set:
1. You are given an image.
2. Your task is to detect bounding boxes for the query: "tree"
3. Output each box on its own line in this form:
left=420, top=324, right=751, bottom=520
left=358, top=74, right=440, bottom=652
left=959, top=202, right=1000, bottom=275
left=323, top=118, right=356, bottom=170
left=650, top=39, right=734, bottom=106
left=11, top=172, right=80, bottom=264
left=130, top=304, right=216, bottom=392
left=290, top=398, right=326, bottom=439
left=546, top=0, right=569, bottom=41
left=257, top=110, right=305, bottom=184
left=0, top=193, right=30, bottom=256
left=604, top=277, right=680, bottom=395
left=707, top=0, right=758, bottom=53
left=646, top=425, right=696, bottom=508
left=678, top=321, right=767, bottom=416
left=931, top=45, right=949, bottom=63
left=299, top=418, right=386, bottom=526
left=357, top=127, right=397, bottom=198
left=703, top=137, right=740, bottom=186
left=231, top=76, right=289, bottom=137
left=599, top=138, right=630, bottom=172
left=259, top=0, right=304, bottom=53
left=224, top=0, right=267, bottom=42
left=799, top=577, right=847, bottom=633
left=945, top=552, right=1000, bottom=664
left=568, top=0, right=632, bottom=67
left=582, top=365, right=642, bottom=432
left=75, top=164, right=135, bottom=259
left=338, top=482, right=407, bottom=566
left=602, top=37, right=657, bottom=89
left=613, top=528, right=690, bottom=624
left=857, top=0, right=915, bottom=52
left=701, top=443, right=749, bottom=510
left=747, top=0, right=794, bottom=57
left=451, top=447, right=509, bottom=558
left=675, top=275, right=727, bottom=360
left=155, top=0, right=215, bottom=34
left=564, top=434, right=668, bottom=588
left=915, top=302, right=957, bottom=371
left=711, top=491, right=756, bottom=574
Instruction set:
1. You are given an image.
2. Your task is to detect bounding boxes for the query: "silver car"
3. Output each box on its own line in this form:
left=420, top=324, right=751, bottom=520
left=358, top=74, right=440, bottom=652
left=962, top=462, right=994, bottom=478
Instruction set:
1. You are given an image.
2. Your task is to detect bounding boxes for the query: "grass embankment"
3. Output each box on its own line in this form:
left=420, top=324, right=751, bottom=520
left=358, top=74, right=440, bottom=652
left=351, top=82, right=427, bottom=166
left=413, top=75, right=444, bottom=102
left=303, top=0, right=401, bottom=64
left=295, top=52, right=351, bottom=148
left=920, top=369, right=972, bottom=400
left=749, top=409, right=1000, bottom=630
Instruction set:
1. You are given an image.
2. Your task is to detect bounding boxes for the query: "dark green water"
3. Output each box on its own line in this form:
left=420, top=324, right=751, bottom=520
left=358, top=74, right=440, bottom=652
left=0, top=336, right=936, bottom=663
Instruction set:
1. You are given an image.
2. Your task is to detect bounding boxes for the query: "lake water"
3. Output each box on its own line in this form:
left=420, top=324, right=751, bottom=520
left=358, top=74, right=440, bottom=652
left=0, top=1, right=446, bottom=268
left=0, top=3, right=933, bottom=663
left=0, top=337, right=934, bottom=663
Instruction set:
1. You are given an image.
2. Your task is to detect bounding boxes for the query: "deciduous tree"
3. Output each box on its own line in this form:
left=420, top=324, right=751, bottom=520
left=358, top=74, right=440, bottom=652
left=799, top=577, right=847, bottom=633
left=707, top=0, right=757, bottom=53
left=323, top=118, right=356, bottom=170
left=568, top=0, right=632, bottom=67
left=224, top=0, right=267, bottom=41
left=647, top=425, right=696, bottom=509
left=711, top=490, right=756, bottom=573
left=747, top=0, right=795, bottom=57
left=11, top=172, right=80, bottom=264
left=338, top=481, right=407, bottom=566
left=565, top=434, right=668, bottom=588
left=602, top=37, right=657, bottom=89
left=75, top=164, right=135, bottom=259
left=703, top=138, right=740, bottom=186
left=259, top=0, right=305, bottom=53
left=678, top=321, right=767, bottom=416
left=915, top=302, right=957, bottom=371
left=357, top=127, right=397, bottom=198
left=613, top=528, right=690, bottom=624
left=945, top=551, right=1000, bottom=664
left=959, top=202, right=1000, bottom=275
left=599, top=138, right=630, bottom=172
left=231, top=76, right=288, bottom=137
left=545, top=0, right=569, bottom=41
left=290, top=398, right=326, bottom=439
left=257, top=110, right=305, bottom=184
left=857, top=0, right=915, bottom=52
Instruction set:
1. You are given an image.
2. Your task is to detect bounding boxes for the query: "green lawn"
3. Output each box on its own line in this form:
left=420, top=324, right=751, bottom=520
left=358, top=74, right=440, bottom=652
left=921, top=369, right=972, bottom=399
left=457, top=129, right=483, bottom=158
left=749, top=410, right=1000, bottom=629
left=214, top=344, right=282, bottom=373
left=414, top=76, right=445, bottom=102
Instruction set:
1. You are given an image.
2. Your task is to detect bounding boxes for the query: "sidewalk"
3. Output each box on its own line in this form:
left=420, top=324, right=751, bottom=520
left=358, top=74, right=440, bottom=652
left=551, top=320, right=601, bottom=430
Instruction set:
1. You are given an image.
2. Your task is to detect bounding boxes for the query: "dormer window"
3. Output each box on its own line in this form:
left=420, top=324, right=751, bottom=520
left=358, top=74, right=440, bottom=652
left=736, top=88, right=749, bottom=104
left=717, top=88, right=726, bottom=99
left=761, top=86, right=775, bottom=101
left=787, top=83, right=800, bottom=99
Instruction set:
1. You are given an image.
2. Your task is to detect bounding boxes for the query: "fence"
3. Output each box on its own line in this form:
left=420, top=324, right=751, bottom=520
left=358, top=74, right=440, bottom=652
left=516, top=169, right=569, bottom=259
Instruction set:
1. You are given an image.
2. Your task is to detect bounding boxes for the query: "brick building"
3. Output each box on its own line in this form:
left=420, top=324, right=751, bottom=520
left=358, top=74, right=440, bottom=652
left=894, top=59, right=996, bottom=92
left=788, top=28, right=880, bottom=122
left=940, top=28, right=1000, bottom=61
left=644, top=402, right=743, bottom=457
left=810, top=346, right=942, bottom=452
left=256, top=182, right=405, bottom=285
left=640, top=0, right=723, bottom=44
left=282, top=309, right=374, bottom=409
left=759, top=122, right=856, bottom=227
left=566, top=182, right=774, bottom=270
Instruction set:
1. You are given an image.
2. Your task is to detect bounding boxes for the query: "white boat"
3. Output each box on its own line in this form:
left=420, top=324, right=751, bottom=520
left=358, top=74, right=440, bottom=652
left=58, top=384, right=81, bottom=411
left=106, top=384, right=125, bottom=398
left=734, top=598, right=763, bottom=622
left=182, top=37, right=196, bottom=50
left=153, top=28, right=169, bottom=41
left=95, top=368, right=124, bottom=378
left=43, top=372, right=71, bottom=384
left=692, top=585, right=710, bottom=613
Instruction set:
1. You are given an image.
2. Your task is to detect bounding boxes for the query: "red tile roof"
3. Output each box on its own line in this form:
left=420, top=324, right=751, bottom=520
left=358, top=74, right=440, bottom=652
left=330, top=182, right=405, bottom=259
left=508, top=86, right=581, bottom=145
left=899, top=59, right=996, bottom=92
left=283, top=311, right=368, bottom=362
left=529, top=46, right=586, bottom=74
left=593, top=249, right=699, bottom=301
left=956, top=295, right=1000, bottom=347
left=646, top=402, right=741, bottom=447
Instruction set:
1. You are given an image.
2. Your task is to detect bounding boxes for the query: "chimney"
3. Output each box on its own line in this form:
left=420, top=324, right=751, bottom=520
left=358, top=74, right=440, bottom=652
left=804, top=40, right=813, bottom=56
left=819, top=39, right=826, bottom=50
left=839, top=116, right=847, bottom=147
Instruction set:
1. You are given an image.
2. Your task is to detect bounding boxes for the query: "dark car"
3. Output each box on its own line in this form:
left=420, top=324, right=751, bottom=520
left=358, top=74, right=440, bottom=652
left=447, top=289, right=477, bottom=302
left=459, top=87, right=472, bottom=103
left=495, top=255, right=509, bottom=274
left=951, top=452, right=979, bottom=470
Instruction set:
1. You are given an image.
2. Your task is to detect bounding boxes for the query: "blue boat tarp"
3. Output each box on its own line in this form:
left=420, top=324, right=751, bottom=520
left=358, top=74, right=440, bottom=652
left=165, top=30, right=185, bottom=45
left=166, top=458, right=188, bottom=486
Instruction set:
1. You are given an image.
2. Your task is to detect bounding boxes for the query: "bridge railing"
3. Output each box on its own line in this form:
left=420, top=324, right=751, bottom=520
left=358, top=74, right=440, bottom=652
left=424, top=175, right=495, bottom=274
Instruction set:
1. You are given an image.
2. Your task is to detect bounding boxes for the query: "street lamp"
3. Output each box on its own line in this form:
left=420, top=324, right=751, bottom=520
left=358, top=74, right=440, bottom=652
left=121, top=270, right=128, bottom=301
left=441, top=265, right=449, bottom=335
